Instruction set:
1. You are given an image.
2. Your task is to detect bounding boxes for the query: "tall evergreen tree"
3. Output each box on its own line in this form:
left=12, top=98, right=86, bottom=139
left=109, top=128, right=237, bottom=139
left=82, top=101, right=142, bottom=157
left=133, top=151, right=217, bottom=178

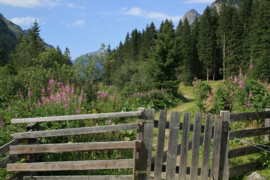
left=149, top=19, right=181, bottom=94
left=0, top=47, right=4, bottom=66
left=197, top=6, right=218, bottom=81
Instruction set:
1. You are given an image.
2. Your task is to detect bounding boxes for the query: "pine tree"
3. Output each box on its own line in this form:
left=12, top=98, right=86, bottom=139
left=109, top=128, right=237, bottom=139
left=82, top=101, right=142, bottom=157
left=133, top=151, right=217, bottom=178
left=149, top=19, right=181, bottom=94
left=175, top=19, right=183, bottom=37
left=197, top=6, right=217, bottom=81
left=180, top=18, right=193, bottom=85
left=0, top=47, right=4, bottom=66
left=64, top=47, right=73, bottom=65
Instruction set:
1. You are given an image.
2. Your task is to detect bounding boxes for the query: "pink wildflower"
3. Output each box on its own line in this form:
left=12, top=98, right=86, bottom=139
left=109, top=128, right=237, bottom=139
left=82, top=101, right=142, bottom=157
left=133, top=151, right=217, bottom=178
left=49, top=79, right=55, bottom=86
left=249, top=93, right=253, bottom=98
left=20, top=94, right=24, bottom=100
left=230, top=76, right=233, bottom=80
left=234, top=79, right=238, bottom=84
left=222, top=80, right=225, bottom=83
left=79, top=96, right=83, bottom=102
left=46, top=99, right=51, bottom=103
left=30, top=107, right=33, bottom=111
left=81, top=89, right=84, bottom=93
left=65, top=85, right=70, bottom=93
left=42, top=88, right=45, bottom=93
left=250, top=64, right=253, bottom=70
left=246, top=103, right=251, bottom=107
left=47, top=87, right=51, bottom=91
left=28, top=91, right=32, bottom=97
left=75, top=109, right=80, bottom=114
left=118, top=152, right=121, bottom=158
left=58, top=82, right=63, bottom=87
left=71, top=90, right=74, bottom=94
left=194, top=77, right=197, bottom=80
left=42, top=97, right=45, bottom=101
left=64, top=103, right=68, bottom=109
left=108, top=120, right=112, bottom=124
left=67, top=98, right=70, bottom=102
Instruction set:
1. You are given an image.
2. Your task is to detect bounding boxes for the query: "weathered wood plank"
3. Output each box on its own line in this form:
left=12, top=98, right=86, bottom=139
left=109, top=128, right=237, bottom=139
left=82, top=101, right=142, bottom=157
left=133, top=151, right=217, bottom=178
left=136, top=108, right=145, bottom=180
left=0, top=154, right=26, bottom=168
left=7, top=159, right=133, bottom=172
left=11, top=123, right=138, bottom=139
left=230, top=111, right=270, bottom=122
left=165, top=111, right=180, bottom=180
left=8, top=172, right=37, bottom=180
left=0, top=139, right=23, bottom=155
left=11, top=111, right=142, bottom=123
left=220, top=111, right=230, bottom=180
left=154, top=110, right=167, bottom=180
left=154, top=120, right=207, bottom=133
left=23, top=175, right=133, bottom=180
left=151, top=164, right=211, bottom=176
left=133, top=140, right=139, bottom=180
left=265, top=108, right=270, bottom=143
left=141, top=109, right=155, bottom=180
left=200, top=114, right=213, bottom=180
left=229, top=163, right=256, bottom=178
left=228, top=145, right=269, bottom=159
left=229, top=126, right=270, bottom=139
left=211, top=115, right=223, bottom=180
left=151, top=134, right=204, bottom=164
left=178, top=112, right=191, bottom=180
left=10, top=141, right=137, bottom=155
left=190, top=113, right=202, bottom=180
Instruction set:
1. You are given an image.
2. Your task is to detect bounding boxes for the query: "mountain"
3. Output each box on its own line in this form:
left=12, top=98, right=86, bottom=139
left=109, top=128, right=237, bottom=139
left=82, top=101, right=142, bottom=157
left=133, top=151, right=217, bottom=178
left=0, top=13, right=54, bottom=50
left=0, top=14, right=17, bottom=61
left=210, top=0, right=241, bottom=13
left=72, top=48, right=106, bottom=65
left=181, top=9, right=200, bottom=25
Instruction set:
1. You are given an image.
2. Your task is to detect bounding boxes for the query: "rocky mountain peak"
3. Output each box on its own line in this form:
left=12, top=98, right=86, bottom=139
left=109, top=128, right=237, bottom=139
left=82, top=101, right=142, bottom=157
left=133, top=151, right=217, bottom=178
left=181, top=9, right=200, bottom=25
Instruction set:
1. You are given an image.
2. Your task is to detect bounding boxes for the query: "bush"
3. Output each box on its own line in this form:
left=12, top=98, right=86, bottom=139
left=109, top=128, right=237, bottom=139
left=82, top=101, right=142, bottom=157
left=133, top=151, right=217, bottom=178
left=194, top=80, right=212, bottom=111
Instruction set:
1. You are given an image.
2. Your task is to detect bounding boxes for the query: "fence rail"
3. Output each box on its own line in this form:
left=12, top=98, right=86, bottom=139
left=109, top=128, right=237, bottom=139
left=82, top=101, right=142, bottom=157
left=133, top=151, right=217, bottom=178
left=2, top=109, right=270, bottom=180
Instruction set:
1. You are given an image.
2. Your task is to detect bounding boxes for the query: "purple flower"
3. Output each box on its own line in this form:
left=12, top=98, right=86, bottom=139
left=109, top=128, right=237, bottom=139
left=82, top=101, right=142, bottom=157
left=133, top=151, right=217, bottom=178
left=30, top=107, right=33, bottom=111
left=229, top=93, right=233, bottom=97
left=81, top=89, right=84, bottom=93
left=67, top=98, right=70, bottom=102
left=194, top=77, right=197, bottom=80
left=230, top=76, right=233, bottom=80
left=234, top=79, right=238, bottom=84
left=58, top=82, right=63, bottom=88
left=108, top=120, right=112, bottom=124
left=65, top=85, right=70, bottom=93
left=47, top=87, right=51, bottom=91
left=46, top=99, right=51, bottom=103
left=245, top=76, right=248, bottom=80
left=250, top=64, right=253, bottom=70
left=118, top=152, right=121, bottom=158
left=49, top=79, right=55, bottom=86
left=75, top=109, right=80, bottom=114
left=28, top=91, right=32, bottom=97
left=73, top=102, right=76, bottom=105
left=38, top=101, right=41, bottom=107
left=71, top=90, right=74, bottom=94
left=42, top=97, right=45, bottom=101
left=192, top=81, right=195, bottom=84
left=79, top=96, right=83, bottom=102
left=249, top=93, right=253, bottom=98
left=222, top=80, right=225, bottom=83
left=42, top=88, right=45, bottom=93
left=64, top=103, right=68, bottom=109
left=20, top=94, right=24, bottom=100
left=246, top=103, right=251, bottom=108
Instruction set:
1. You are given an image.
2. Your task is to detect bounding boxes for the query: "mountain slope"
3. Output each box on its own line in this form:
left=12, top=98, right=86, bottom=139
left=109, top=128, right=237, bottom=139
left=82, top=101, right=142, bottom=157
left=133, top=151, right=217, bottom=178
left=181, top=9, right=200, bottom=25
left=0, top=15, right=17, bottom=61
left=0, top=13, right=54, bottom=49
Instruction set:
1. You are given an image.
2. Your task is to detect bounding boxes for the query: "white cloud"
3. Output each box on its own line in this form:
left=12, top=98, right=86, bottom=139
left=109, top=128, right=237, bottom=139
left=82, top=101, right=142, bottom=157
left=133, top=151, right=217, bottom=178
left=121, top=7, right=182, bottom=21
left=10, top=16, right=44, bottom=26
left=61, top=19, right=85, bottom=27
left=0, top=0, right=61, bottom=8
left=183, top=0, right=215, bottom=3
left=67, top=2, right=76, bottom=7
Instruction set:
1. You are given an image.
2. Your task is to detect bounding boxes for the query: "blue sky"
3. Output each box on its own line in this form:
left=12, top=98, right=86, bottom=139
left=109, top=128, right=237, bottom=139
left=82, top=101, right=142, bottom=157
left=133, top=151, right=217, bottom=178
left=1, top=0, right=214, bottom=60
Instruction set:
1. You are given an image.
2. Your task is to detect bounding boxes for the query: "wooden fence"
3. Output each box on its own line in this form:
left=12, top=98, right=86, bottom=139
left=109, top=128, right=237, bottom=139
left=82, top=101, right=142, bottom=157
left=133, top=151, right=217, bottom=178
left=1, top=108, right=270, bottom=180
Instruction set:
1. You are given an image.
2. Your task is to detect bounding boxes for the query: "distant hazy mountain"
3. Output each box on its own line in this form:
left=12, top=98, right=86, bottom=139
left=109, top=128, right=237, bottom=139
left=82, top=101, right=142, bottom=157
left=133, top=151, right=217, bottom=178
left=210, top=0, right=241, bottom=13
left=0, top=13, right=54, bottom=49
left=72, top=48, right=106, bottom=65
left=181, top=9, right=201, bottom=25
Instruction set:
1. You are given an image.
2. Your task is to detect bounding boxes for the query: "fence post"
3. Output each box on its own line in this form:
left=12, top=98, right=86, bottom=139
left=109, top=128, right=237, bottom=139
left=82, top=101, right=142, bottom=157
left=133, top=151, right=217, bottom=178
left=265, top=108, right=270, bottom=143
left=25, top=122, right=41, bottom=162
left=136, top=108, right=155, bottom=179
left=220, top=110, right=230, bottom=180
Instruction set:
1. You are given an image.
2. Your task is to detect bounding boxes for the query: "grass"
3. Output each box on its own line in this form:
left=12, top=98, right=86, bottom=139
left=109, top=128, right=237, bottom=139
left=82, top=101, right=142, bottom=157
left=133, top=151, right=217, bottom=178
left=153, top=80, right=269, bottom=179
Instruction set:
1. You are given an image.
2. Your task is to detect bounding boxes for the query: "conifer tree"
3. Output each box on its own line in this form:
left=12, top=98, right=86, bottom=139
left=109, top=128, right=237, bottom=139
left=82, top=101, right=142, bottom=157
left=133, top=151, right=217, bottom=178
left=0, top=48, right=4, bottom=66
left=149, top=19, right=181, bottom=94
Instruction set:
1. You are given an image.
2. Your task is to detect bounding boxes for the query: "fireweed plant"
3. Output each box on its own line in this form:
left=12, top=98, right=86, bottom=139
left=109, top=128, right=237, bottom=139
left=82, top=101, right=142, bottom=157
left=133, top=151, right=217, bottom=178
left=0, top=80, right=183, bottom=177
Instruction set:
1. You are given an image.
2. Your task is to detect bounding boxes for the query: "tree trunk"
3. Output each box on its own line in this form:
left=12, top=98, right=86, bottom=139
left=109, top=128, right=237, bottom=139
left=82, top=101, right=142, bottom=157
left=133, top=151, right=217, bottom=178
left=223, top=33, right=226, bottom=80
left=207, top=67, right=209, bottom=82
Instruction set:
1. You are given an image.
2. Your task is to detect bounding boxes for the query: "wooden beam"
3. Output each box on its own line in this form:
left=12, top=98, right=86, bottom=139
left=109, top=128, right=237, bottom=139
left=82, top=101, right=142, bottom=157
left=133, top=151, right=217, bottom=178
left=228, top=145, right=269, bottom=159
left=11, top=123, right=138, bottom=139
left=0, top=139, right=25, bottom=155
left=154, top=110, right=167, bottom=180
left=229, top=127, right=270, bottom=139
left=230, top=111, right=270, bottom=122
left=23, top=175, right=133, bottom=180
left=7, top=159, right=134, bottom=172
left=10, top=141, right=139, bottom=155
left=229, top=163, right=256, bottom=178
left=11, top=111, right=142, bottom=124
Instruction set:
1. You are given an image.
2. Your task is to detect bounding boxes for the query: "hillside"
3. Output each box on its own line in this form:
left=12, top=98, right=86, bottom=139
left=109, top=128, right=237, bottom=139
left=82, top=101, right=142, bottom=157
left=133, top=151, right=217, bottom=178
left=181, top=9, right=200, bottom=25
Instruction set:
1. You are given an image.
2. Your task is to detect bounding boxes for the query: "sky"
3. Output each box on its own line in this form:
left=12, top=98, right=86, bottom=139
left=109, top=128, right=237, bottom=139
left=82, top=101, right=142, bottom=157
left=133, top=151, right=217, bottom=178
left=1, top=0, right=215, bottom=60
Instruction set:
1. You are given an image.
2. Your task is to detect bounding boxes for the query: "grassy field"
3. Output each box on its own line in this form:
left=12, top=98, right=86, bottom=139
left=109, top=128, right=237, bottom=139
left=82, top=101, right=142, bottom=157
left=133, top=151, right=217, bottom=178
left=152, top=80, right=269, bottom=180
